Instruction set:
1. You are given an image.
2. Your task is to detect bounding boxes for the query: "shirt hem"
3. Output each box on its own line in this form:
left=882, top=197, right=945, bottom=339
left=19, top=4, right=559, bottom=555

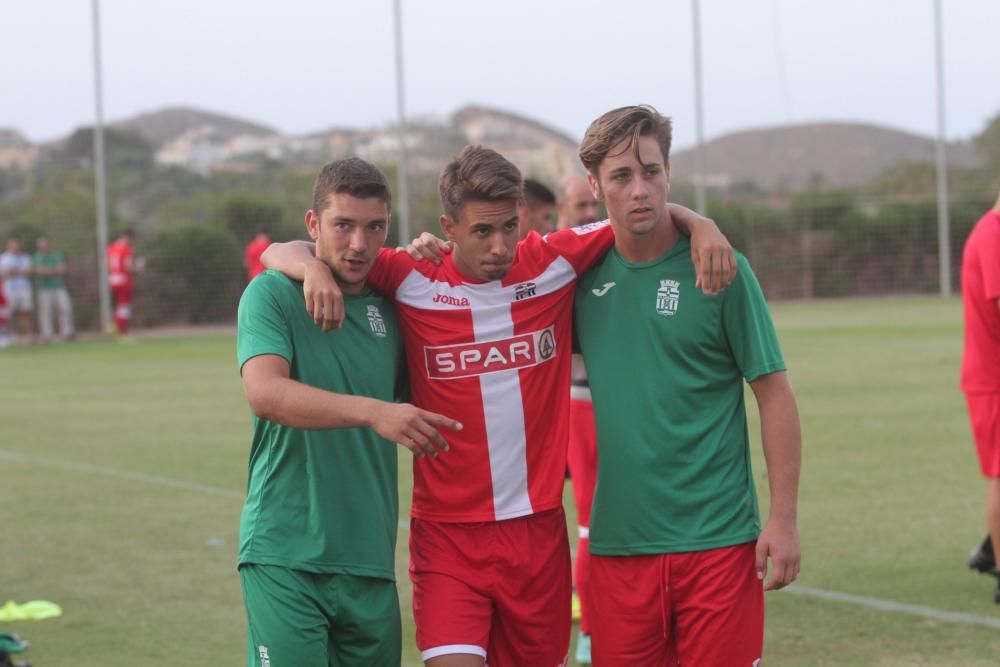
left=590, top=531, right=760, bottom=556
left=410, top=499, right=562, bottom=523
left=237, top=556, right=395, bottom=581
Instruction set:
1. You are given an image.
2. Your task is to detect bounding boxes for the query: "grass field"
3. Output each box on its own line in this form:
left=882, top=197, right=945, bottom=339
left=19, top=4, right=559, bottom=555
left=3, top=296, right=1000, bottom=666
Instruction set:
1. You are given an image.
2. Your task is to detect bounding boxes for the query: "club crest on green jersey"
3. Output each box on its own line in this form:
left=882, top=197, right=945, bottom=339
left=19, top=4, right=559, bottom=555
left=656, top=279, right=680, bottom=316
left=367, top=304, right=387, bottom=337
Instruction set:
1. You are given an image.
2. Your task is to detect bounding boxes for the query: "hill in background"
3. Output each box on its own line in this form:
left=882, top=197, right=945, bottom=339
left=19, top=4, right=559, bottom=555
left=670, top=122, right=980, bottom=191
left=1, top=104, right=989, bottom=192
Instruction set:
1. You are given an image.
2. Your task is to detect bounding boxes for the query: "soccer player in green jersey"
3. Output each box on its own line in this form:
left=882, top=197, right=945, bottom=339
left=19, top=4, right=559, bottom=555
left=573, top=105, right=802, bottom=666
left=236, top=158, right=461, bottom=667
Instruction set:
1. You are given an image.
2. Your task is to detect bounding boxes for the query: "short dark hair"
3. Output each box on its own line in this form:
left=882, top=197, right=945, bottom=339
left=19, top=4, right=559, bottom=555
left=579, top=105, right=673, bottom=175
left=312, top=158, right=392, bottom=215
left=438, top=146, right=523, bottom=221
left=523, top=179, right=556, bottom=208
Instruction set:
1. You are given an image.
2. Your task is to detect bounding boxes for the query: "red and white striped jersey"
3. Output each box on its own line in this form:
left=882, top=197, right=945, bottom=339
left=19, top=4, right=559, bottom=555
left=368, top=223, right=614, bottom=522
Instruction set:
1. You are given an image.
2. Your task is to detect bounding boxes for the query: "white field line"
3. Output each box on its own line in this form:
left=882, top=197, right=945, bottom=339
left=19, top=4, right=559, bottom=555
left=785, top=584, right=1000, bottom=630
left=7, top=448, right=1000, bottom=630
left=0, top=448, right=410, bottom=529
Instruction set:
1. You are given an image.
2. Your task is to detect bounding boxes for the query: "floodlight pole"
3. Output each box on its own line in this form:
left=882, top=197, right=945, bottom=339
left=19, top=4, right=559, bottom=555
left=91, top=0, right=111, bottom=332
left=933, top=0, right=951, bottom=297
left=691, top=0, right=707, bottom=215
left=392, top=0, right=412, bottom=244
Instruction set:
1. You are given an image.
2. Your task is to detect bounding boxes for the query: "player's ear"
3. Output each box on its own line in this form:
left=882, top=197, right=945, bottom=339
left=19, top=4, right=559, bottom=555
left=439, top=214, right=457, bottom=242
left=305, top=210, right=321, bottom=241
left=587, top=171, right=603, bottom=201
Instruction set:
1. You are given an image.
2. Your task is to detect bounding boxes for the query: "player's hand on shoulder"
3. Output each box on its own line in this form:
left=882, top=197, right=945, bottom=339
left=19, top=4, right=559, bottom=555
left=400, top=232, right=453, bottom=264
left=370, top=402, right=463, bottom=458
left=755, top=518, right=800, bottom=592
left=690, top=217, right=737, bottom=296
left=303, top=259, right=344, bottom=332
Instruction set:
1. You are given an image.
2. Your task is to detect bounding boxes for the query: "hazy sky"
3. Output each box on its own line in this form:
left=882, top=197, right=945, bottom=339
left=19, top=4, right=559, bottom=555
left=5, top=1, right=999, bottom=151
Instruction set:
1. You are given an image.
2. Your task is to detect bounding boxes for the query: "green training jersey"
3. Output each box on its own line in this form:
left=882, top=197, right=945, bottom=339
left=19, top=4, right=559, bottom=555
left=34, top=251, right=65, bottom=290
left=575, top=236, right=786, bottom=556
left=236, top=270, right=404, bottom=579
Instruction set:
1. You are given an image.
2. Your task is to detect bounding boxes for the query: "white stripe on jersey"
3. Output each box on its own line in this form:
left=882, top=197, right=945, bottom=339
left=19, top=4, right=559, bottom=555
left=472, top=302, right=533, bottom=519
left=395, top=255, right=579, bottom=519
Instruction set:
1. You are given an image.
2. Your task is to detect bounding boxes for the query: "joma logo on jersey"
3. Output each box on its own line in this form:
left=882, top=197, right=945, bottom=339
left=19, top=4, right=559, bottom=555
left=425, top=326, right=557, bottom=379
left=367, top=305, right=387, bottom=337
left=514, top=282, right=536, bottom=300
left=656, top=279, right=680, bottom=316
left=432, top=293, right=471, bottom=307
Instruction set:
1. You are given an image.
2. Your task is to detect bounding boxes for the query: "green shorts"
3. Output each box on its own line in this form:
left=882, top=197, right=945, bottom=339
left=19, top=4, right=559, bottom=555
left=240, top=563, right=401, bottom=667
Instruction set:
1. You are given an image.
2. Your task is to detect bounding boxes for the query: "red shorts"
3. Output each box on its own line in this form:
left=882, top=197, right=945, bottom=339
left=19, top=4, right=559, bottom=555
left=589, top=542, right=763, bottom=666
left=567, top=397, right=598, bottom=527
left=409, top=507, right=571, bottom=666
left=966, top=393, right=1000, bottom=477
left=111, top=284, right=132, bottom=307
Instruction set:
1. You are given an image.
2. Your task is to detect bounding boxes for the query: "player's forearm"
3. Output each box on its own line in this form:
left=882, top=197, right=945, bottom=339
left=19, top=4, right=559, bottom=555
left=246, top=375, right=382, bottom=431
left=260, top=241, right=318, bottom=281
left=667, top=203, right=712, bottom=238
left=753, top=373, right=802, bottom=523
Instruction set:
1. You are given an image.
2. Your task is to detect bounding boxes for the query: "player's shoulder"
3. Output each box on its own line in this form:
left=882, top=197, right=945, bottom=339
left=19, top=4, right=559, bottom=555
left=244, top=270, right=300, bottom=301
left=544, top=220, right=612, bottom=243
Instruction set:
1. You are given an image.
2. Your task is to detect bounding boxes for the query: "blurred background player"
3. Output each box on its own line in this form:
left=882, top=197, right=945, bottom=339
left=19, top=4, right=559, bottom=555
left=107, top=230, right=140, bottom=336
left=244, top=226, right=271, bottom=282
left=558, top=172, right=602, bottom=663
left=33, top=235, right=75, bottom=342
left=575, top=105, right=801, bottom=665
left=0, top=236, right=35, bottom=343
left=517, top=178, right=556, bottom=239
left=0, top=274, right=8, bottom=349
left=556, top=174, right=600, bottom=231
left=962, top=189, right=1000, bottom=602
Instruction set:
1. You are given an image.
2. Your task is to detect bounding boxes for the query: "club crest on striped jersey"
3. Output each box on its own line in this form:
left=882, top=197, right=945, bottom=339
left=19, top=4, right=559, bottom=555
left=514, top=281, right=537, bottom=300
left=656, top=279, right=680, bottom=316
left=425, top=326, right=557, bottom=379
left=366, top=304, right=387, bottom=337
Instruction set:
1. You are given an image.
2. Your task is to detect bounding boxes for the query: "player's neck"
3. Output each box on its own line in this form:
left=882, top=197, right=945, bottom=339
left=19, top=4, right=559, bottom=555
left=612, top=212, right=679, bottom=264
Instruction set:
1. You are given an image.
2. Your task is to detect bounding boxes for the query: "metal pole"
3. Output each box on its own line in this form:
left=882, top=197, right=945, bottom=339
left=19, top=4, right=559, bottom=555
left=691, top=0, right=707, bottom=215
left=392, top=0, right=411, bottom=244
left=933, top=0, right=951, bottom=297
left=91, top=0, right=111, bottom=332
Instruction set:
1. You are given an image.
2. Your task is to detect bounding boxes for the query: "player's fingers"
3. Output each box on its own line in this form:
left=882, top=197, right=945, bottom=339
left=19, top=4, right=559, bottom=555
left=766, top=560, right=791, bottom=591
left=708, top=250, right=722, bottom=294
left=305, top=291, right=321, bottom=326
left=400, top=434, right=425, bottom=458
left=409, top=431, right=440, bottom=458
left=692, top=247, right=704, bottom=290
left=411, top=419, right=452, bottom=453
left=331, top=294, right=345, bottom=330
left=422, top=411, right=463, bottom=432
left=403, top=243, right=422, bottom=261
left=754, top=540, right=768, bottom=582
left=725, top=249, right=737, bottom=287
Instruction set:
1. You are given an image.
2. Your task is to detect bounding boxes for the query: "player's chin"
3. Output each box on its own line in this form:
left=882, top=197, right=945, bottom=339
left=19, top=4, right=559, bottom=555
left=481, top=263, right=511, bottom=281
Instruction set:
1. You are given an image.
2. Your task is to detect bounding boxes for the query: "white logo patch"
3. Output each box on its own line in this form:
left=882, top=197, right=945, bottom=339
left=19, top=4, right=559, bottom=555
left=656, top=279, right=680, bottom=316
left=592, top=282, right=616, bottom=297
left=367, top=305, right=387, bottom=337
left=258, top=645, right=271, bottom=667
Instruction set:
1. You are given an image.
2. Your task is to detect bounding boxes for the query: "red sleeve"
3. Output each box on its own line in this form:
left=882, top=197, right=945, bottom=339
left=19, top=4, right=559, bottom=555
left=982, top=214, right=1000, bottom=301
left=367, top=247, right=417, bottom=299
left=541, top=221, right=615, bottom=274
